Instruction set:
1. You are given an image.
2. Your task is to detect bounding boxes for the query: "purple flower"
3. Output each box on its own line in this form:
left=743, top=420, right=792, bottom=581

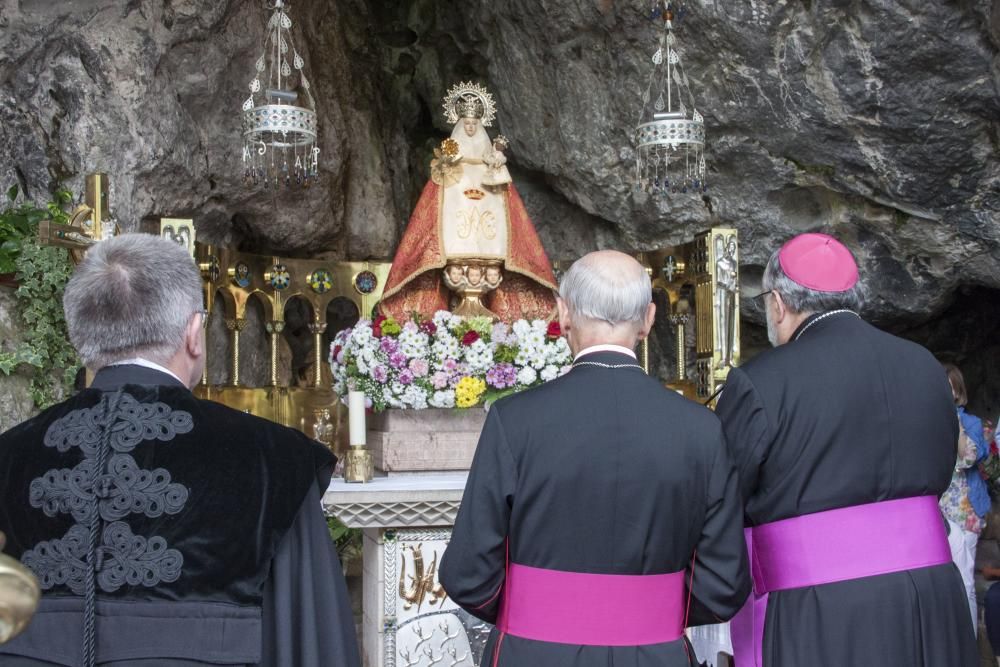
left=409, top=358, right=430, bottom=378
left=431, top=371, right=450, bottom=390
left=389, top=351, right=408, bottom=369
left=399, top=369, right=414, bottom=385
left=372, top=365, right=388, bottom=383
left=443, top=359, right=458, bottom=372
left=486, top=363, right=517, bottom=389
left=380, top=337, right=399, bottom=354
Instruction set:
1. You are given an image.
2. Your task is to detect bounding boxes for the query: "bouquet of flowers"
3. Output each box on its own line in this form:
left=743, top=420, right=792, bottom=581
left=329, top=311, right=572, bottom=411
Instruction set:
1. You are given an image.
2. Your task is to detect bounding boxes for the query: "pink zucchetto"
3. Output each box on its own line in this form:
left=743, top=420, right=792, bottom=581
left=778, top=233, right=859, bottom=292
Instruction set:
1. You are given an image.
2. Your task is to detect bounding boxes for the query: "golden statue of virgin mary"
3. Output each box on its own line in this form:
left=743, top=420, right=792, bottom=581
left=379, top=82, right=558, bottom=322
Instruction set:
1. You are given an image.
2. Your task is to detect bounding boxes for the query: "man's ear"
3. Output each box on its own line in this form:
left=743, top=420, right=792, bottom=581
left=557, top=296, right=571, bottom=334
left=185, top=313, right=204, bottom=360
left=637, top=302, right=656, bottom=341
left=772, top=291, right=788, bottom=323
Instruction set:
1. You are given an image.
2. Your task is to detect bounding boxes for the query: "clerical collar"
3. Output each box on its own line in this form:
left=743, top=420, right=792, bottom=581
left=108, top=357, right=186, bottom=385
left=792, top=309, right=860, bottom=342
left=574, top=344, right=637, bottom=361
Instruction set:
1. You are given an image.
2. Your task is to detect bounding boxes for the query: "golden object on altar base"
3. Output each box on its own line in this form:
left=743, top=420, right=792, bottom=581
left=443, top=259, right=504, bottom=320
left=343, top=445, right=374, bottom=483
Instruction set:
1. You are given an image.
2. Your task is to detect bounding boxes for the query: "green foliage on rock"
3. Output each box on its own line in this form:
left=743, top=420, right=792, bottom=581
left=0, top=186, right=79, bottom=409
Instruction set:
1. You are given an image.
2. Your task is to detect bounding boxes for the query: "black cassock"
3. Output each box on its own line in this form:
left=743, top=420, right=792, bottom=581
left=716, top=311, right=977, bottom=666
left=0, top=364, right=359, bottom=667
left=440, top=349, right=751, bottom=667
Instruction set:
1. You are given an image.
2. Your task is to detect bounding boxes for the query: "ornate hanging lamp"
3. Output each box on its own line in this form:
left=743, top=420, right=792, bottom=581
left=633, top=1, right=707, bottom=196
left=241, top=0, right=319, bottom=189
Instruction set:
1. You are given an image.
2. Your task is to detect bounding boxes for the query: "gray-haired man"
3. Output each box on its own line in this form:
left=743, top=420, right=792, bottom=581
left=0, top=234, right=360, bottom=666
left=440, top=250, right=750, bottom=667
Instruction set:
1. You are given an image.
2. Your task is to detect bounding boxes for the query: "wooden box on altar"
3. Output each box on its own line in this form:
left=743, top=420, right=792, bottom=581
left=369, top=408, right=486, bottom=473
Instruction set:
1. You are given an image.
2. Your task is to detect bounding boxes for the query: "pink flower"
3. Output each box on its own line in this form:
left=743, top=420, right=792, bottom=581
left=399, top=369, right=414, bottom=385
left=409, top=358, right=430, bottom=378
left=372, top=365, right=388, bottom=383
left=431, top=371, right=450, bottom=389
left=443, top=359, right=458, bottom=372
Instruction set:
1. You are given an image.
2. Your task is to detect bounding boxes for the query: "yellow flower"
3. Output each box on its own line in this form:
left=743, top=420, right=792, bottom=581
left=455, top=376, right=486, bottom=408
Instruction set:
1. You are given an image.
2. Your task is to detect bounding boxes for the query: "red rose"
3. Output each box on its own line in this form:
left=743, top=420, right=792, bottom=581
left=332, top=345, right=342, bottom=360
left=372, top=314, right=387, bottom=338
left=546, top=321, right=561, bottom=339
left=420, top=320, right=437, bottom=336
left=461, top=330, right=480, bottom=346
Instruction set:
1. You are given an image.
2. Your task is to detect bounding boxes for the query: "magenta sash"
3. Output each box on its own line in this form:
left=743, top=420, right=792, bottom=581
left=732, top=495, right=952, bottom=666
left=496, top=563, right=686, bottom=646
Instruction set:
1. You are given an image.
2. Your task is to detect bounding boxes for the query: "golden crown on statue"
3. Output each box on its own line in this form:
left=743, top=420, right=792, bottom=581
left=442, top=81, right=497, bottom=127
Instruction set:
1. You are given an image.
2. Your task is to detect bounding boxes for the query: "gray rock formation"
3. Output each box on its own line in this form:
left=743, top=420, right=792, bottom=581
left=0, top=0, right=998, bottom=411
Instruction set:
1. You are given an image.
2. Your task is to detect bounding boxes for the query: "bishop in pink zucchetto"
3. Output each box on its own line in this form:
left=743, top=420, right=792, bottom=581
left=716, top=231, right=976, bottom=667
left=778, top=232, right=860, bottom=293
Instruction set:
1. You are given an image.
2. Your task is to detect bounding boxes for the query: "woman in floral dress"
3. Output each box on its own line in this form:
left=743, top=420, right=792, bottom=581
left=940, top=363, right=989, bottom=635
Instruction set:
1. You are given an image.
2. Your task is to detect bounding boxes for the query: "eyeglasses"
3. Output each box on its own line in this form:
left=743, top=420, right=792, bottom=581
left=751, top=289, right=773, bottom=301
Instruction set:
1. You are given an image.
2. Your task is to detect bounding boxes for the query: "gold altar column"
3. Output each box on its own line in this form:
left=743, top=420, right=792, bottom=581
left=670, top=313, right=690, bottom=381
left=266, top=320, right=285, bottom=387
left=309, top=321, right=328, bottom=388
left=226, top=318, right=247, bottom=387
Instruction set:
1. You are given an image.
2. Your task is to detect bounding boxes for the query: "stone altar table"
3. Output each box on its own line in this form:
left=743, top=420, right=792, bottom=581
left=323, top=473, right=489, bottom=667
left=323, top=471, right=733, bottom=667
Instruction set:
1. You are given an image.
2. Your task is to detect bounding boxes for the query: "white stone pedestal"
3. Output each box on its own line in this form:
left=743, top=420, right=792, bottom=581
left=324, top=473, right=491, bottom=667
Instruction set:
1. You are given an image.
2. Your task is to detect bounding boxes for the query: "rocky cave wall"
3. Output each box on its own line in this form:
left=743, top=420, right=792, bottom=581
left=0, top=0, right=998, bottom=416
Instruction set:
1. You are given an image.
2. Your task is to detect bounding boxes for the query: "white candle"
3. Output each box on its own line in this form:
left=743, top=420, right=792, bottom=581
left=348, top=391, right=367, bottom=446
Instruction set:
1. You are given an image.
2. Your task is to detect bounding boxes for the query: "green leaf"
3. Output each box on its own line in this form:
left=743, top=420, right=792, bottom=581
left=6, top=185, right=17, bottom=202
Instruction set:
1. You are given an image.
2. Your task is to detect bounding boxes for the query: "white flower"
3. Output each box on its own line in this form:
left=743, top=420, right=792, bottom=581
left=398, top=327, right=430, bottom=358
left=429, top=389, right=456, bottom=408
left=548, top=337, right=572, bottom=364
left=350, top=322, right=373, bottom=347
left=356, top=357, right=370, bottom=375
left=516, top=366, right=538, bottom=385
left=464, top=339, right=494, bottom=374
left=541, top=365, right=559, bottom=382
left=432, top=337, right=461, bottom=365
left=433, top=310, right=460, bottom=330
left=512, top=319, right=532, bottom=339
left=359, top=347, right=376, bottom=364
left=402, top=385, right=429, bottom=409
left=524, top=330, right=546, bottom=349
